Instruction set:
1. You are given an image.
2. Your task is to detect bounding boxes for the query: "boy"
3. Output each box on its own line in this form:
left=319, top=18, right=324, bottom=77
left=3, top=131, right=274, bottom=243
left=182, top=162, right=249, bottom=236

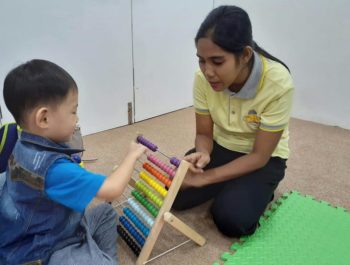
left=0, top=59, right=147, bottom=265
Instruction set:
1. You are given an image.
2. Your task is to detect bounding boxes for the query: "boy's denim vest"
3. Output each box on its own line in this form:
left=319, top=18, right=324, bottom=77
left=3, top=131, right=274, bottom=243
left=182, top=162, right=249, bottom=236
left=0, top=132, right=85, bottom=265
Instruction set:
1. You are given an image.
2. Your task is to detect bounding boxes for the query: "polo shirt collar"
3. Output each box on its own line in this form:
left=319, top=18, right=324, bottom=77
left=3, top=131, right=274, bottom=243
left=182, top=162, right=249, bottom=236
left=224, top=51, right=262, bottom=99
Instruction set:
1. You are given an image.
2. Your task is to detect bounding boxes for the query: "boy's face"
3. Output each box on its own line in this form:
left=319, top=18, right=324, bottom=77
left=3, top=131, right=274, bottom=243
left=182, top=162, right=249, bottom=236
left=46, top=89, right=78, bottom=143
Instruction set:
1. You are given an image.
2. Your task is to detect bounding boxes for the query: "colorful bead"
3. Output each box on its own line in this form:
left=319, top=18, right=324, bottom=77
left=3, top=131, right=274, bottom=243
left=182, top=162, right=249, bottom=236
left=117, top=225, right=141, bottom=256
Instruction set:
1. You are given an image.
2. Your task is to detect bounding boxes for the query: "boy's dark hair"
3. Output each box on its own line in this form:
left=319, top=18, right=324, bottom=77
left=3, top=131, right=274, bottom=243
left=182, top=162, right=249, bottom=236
left=195, top=5, right=289, bottom=71
left=3, top=59, right=77, bottom=125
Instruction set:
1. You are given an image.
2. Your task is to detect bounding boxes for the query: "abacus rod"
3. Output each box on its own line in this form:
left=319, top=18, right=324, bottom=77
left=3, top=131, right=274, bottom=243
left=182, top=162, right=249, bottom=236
left=143, top=240, right=191, bottom=264
left=136, top=135, right=180, bottom=167
left=156, top=150, right=181, bottom=168
left=157, top=150, right=170, bottom=159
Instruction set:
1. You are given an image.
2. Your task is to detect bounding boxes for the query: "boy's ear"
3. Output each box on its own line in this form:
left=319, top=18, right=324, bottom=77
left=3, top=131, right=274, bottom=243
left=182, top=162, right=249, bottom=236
left=35, top=107, right=49, bottom=129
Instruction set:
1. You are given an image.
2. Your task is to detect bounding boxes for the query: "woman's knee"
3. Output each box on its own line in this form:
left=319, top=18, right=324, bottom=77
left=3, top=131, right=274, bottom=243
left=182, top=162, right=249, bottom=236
left=171, top=201, right=186, bottom=211
left=172, top=194, right=192, bottom=211
left=211, top=205, right=259, bottom=237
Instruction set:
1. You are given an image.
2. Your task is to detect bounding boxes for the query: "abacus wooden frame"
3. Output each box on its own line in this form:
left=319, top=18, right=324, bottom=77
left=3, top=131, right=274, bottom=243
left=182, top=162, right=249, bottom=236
left=127, top=160, right=206, bottom=265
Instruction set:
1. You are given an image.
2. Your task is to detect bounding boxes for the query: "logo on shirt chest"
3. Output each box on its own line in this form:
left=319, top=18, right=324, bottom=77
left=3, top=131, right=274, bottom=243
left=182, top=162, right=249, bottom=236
left=244, top=110, right=260, bottom=129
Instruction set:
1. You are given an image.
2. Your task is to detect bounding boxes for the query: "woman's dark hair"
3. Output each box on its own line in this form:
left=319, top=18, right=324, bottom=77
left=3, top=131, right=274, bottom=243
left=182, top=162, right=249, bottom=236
left=3, top=59, right=77, bottom=125
left=195, top=5, right=289, bottom=71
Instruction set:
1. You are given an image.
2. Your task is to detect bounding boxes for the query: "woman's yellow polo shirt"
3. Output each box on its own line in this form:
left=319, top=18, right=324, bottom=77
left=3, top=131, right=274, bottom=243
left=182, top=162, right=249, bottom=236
left=193, top=52, right=294, bottom=159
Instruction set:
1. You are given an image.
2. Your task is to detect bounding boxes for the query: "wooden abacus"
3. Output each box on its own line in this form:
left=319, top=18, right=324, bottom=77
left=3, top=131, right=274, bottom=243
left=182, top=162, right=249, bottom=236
left=113, top=135, right=206, bottom=264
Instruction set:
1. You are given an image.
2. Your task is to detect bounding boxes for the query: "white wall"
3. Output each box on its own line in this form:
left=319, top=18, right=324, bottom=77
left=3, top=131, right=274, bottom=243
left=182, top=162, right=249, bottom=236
left=1, top=1, right=349, bottom=132
left=0, top=0, right=134, bottom=135
left=215, top=0, right=350, bottom=129
left=132, top=0, right=213, bottom=122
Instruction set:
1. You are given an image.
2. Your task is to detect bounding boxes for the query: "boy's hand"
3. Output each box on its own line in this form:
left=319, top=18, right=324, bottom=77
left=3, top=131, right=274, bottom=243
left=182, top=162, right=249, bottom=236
left=184, top=152, right=210, bottom=173
left=97, top=141, right=147, bottom=202
left=127, top=142, right=147, bottom=159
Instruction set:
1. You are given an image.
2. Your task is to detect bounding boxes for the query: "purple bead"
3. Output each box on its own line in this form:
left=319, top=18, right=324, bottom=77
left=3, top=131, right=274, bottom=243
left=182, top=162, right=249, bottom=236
left=137, top=135, right=158, bottom=151
left=170, top=157, right=180, bottom=167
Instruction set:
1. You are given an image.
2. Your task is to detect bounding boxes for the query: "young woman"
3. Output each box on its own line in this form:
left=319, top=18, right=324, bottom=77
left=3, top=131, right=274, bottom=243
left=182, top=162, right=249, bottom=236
left=173, top=5, right=294, bottom=237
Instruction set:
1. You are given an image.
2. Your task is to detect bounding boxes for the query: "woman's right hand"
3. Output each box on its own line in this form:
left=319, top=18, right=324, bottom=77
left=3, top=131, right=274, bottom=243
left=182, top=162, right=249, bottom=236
left=184, top=152, right=210, bottom=173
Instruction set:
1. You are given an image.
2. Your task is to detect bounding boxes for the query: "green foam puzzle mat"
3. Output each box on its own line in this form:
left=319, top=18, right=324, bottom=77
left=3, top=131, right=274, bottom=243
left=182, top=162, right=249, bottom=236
left=214, top=191, right=350, bottom=265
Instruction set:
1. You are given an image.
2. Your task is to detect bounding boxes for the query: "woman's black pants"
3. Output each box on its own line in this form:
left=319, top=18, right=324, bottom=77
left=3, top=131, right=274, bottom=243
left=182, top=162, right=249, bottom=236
left=172, top=141, right=287, bottom=237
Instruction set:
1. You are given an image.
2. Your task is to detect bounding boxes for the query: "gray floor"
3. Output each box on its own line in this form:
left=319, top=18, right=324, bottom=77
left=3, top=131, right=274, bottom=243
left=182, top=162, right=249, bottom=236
left=83, top=107, right=350, bottom=265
